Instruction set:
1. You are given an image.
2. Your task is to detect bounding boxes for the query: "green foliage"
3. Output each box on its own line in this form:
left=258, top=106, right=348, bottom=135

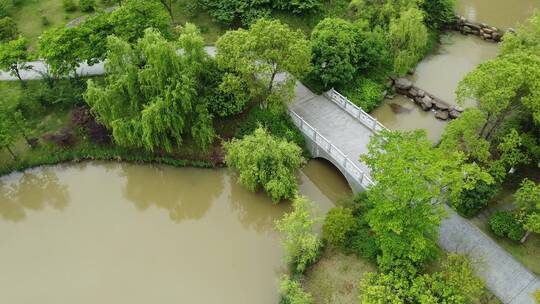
left=200, top=0, right=322, bottom=26
left=85, top=27, right=215, bottom=152
left=62, top=0, right=77, bottom=12
left=534, top=289, right=540, bottom=304
left=322, top=207, right=356, bottom=248
left=440, top=108, right=491, bottom=164
left=310, top=18, right=391, bottom=88
left=216, top=18, right=312, bottom=107
left=420, top=0, right=456, bottom=30
left=361, top=130, right=490, bottom=272
left=0, top=36, right=32, bottom=85
left=79, top=0, right=95, bottom=12
left=359, top=254, right=484, bottom=304
left=345, top=77, right=385, bottom=112
left=209, top=73, right=251, bottom=117
left=236, top=106, right=306, bottom=151
left=0, top=0, right=13, bottom=17
left=0, top=16, right=18, bottom=42
left=279, top=275, right=313, bottom=304
left=0, top=103, right=18, bottom=159
left=515, top=179, right=540, bottom=233
left=489, top=211, right=526, bottom=241
left=39, top=26, right=87, bottom=76
left=388, top=7, right=428, bottom=75
left=453, top=180, right=501, bottom=218
left=225, top=127, right=304, bottom=202
left=275, top=196, right=321, bottom=273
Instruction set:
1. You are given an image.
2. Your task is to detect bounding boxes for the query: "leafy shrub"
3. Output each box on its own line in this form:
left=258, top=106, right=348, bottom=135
left=32, top=80, right=86, bottom=107
left=209, top=73, right=251, bottom=117
left=79, top=0, right=95, bottom=12
left=534, top=289, right=540, bottom=304
left=453, top=180, right=501, bottom=218
left=489, top=211, right=526, bottom=241
left=344, top=78, right=385, bottom=112
left=0, top=0, right=13, bottom=17
left=322, top=207, right=356, bottom=248
left=279, top=275, right=312, bottom=304
left=225, top=127, right=304, bottom=202
left=0, top=16, right=17, bottom=42
left=236, top=106, right=306, bottom=153
left=63, top=0, right=77, bottom=12
left=420, top=0, right=456, bottom=30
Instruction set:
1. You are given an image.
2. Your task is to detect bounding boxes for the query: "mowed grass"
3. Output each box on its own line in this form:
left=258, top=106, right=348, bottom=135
left=303, top=246, right=376, bottom=304
left=9, top=0, right=108, bottom=49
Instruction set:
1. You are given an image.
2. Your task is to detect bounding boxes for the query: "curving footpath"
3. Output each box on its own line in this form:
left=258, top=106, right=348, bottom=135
left=1, top=48, right=539, bottom=303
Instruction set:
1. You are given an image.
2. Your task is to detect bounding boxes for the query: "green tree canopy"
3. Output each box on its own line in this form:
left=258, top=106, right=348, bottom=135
left=388, top=7, right=428, bottom=75
left=224, top=127, right=304, bottom=202
left=515, top=179, right=540, bottom=234
left=85, top=26, right=215, bottom=152
left=275, top=196, right=321, bottom=273
left=216, top=18, right=312, bottom=107
left=0, top=36, right=31, bottom=86
left=0, top=16, right=18, bottom=42
left=361, top=130, right=490, bottom=272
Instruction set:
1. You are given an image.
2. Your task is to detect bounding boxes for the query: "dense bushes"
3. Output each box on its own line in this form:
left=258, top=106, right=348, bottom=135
left=63, top=0, right=77, bottom=12
left=489, top=211, right=526, bottom=241
left=343, top=77, right=385, bottom=112
left=79, top=0, right=96, bottom=12
left=208, top=73, right=251, bottom=117
left=279, top=275, right=312, bottom=304
left=453, top=180, right=501, bottom=218
left=0, top=16, right=17, bottom=42
left=199, top=0, right=323, bottom=26
left=322, top=207, right=356, bottom=247
left=225, top=127, right=304, bottom=202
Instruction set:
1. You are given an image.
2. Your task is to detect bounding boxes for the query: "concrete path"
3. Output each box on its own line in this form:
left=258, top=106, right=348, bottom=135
left=1, top=48, right=539, bottom=304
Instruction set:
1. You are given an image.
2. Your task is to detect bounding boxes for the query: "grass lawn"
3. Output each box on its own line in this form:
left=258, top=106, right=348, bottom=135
left=469, top=166, right=540, bottom=275
left=302, top=246, right=376, bottom=304
left=8, top=0, right=107, bottom=49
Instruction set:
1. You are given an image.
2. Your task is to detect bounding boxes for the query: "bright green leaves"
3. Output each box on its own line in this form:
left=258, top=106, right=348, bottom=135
left=275, top=196, right=321, bottom=273
left=85, top=27, right=215, bottom=153
left=224, top=127, right=304, bottom=202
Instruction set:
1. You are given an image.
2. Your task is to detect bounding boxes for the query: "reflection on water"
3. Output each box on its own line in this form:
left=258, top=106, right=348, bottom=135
left=0, top=160, right=350, bottom=304
left=457, top=0, right=540, bottom=29
left=372, top=96, right=448, bottom=143
left=0, top=168, right=69, bottom=221
left=409, top=33, right=499, bottom=106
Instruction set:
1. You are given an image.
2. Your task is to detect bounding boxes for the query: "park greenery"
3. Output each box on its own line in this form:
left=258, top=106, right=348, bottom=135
left=1, top=0, right=540, bottom=303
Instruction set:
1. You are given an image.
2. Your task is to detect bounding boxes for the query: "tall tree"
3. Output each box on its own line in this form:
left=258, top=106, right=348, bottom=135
left=0, top=36, right=32, bottom=87
left=361, top=130, right=490, bottom=272
left=515, top=179, right=540, bottom=242
left=216, top=18, right=312, bottom=107
left=388, top=7, right=428, bottom=75
left=39, top=26, right=86, bottom=77
left=85, top=26, right=215, bottom=152
left=275, top=196, right=321, bottom=273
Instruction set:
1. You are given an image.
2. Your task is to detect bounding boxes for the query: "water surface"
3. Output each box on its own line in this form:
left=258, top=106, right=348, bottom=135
left=0, top=160, right=350, bottom=304
left=457, top=0, right=540, bottom=29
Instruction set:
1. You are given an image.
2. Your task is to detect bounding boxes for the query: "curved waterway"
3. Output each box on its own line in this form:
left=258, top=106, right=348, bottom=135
left=0, top=160, right=351, bottom=304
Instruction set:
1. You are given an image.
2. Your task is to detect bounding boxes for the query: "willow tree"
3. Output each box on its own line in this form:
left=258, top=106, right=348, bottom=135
left=216, top=18, right=312, bottom=107
left=388, top=7, right=428, bottom=75
left=85, top=26, right=214, bottom=152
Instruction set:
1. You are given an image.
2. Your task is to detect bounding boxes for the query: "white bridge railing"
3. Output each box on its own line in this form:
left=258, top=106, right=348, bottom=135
left=324, top=89, right=389, bottom=133
left=289, top=110, right=375, bottom=189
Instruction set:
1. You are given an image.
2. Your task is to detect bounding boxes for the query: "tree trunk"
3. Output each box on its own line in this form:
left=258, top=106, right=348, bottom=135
left=267, top=70, right=277, bottom=95
left=520, top=230, right=532, bottom=243
left=160, top=0, right=175, bottom=24
left=13, top=66, right=27, bottom=89
left=5, top=146, right=16, bottom=160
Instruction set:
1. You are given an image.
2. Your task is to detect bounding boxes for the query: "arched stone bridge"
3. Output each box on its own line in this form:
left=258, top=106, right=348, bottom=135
left=289, top=83, right=540, bottom=304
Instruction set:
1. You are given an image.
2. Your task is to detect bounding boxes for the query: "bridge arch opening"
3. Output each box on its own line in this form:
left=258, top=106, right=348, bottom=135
left=303, top=158, right=353, bottom=201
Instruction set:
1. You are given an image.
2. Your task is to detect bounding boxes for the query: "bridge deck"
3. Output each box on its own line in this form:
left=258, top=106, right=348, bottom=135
left=291, top=83, right=373, bottom=176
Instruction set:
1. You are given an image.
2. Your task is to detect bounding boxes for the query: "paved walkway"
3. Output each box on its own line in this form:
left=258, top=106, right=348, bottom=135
left=1, top=49, right=539, bottom=304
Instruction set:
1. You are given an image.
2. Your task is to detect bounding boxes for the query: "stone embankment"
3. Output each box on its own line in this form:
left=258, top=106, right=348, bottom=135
left=391, top=78, right=463, bottom=121
left=454, top=16, right=509, bottom=43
